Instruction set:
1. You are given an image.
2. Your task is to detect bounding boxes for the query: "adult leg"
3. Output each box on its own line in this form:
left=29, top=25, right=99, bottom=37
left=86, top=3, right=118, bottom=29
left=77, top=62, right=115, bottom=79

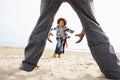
left=69, top=0, right=120, bottom=79
left=21, top=0, right=62, bottom=71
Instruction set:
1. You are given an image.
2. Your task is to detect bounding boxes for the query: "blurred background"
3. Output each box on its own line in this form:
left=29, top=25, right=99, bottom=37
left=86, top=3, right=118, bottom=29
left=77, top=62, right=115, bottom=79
left=0, top=0, right=120, bottom=53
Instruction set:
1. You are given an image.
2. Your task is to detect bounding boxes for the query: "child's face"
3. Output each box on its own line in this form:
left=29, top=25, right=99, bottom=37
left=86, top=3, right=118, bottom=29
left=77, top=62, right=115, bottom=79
left=58, top=20, right=65, bottom=27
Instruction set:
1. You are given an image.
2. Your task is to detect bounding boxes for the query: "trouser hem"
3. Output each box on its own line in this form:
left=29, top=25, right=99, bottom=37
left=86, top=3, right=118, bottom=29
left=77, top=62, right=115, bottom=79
left=21, top=61, right=37, bottom=72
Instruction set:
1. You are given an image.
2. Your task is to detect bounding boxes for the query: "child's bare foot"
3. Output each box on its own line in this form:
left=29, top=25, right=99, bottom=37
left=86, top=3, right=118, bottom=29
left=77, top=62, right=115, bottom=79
left=53, top=53, right=57, bottom=58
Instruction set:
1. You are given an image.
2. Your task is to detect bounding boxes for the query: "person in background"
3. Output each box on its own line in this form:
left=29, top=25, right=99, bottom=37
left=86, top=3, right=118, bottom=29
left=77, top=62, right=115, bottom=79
left=21, top=0, right=120, bottom=79
left=48, top=18, right=74, bottom=58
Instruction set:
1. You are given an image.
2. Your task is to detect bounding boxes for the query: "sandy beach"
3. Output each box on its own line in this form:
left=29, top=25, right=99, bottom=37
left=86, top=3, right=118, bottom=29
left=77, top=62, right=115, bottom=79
left=0, top=46, right=120, bottom=80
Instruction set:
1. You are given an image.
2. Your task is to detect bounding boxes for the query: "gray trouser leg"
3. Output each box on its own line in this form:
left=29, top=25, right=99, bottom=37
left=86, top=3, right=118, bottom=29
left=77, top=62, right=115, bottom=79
left=22, top=0, right=62, bottom=71
left=68, top=0, right=120, bottom=79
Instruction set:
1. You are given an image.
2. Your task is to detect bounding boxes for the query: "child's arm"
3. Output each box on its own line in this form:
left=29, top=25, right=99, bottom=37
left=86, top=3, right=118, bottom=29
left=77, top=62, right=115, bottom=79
left=65, top=27, right=74, bottom=33
left=65, top=41, right=68, bottom=48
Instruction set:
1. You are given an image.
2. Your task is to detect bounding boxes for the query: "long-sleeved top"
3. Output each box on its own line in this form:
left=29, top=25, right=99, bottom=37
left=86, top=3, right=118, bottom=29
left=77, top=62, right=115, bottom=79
left=50, top=25, right=74, bottom=39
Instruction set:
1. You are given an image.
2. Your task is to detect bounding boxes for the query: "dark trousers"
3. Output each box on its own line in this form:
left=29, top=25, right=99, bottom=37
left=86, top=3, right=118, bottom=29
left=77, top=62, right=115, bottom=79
left=22, top=0, right=120, bottom=79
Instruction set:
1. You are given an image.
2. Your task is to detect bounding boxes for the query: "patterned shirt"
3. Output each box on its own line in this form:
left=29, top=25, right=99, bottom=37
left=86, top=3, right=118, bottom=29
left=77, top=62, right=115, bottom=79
left=50, top=25, right=74, bottom=39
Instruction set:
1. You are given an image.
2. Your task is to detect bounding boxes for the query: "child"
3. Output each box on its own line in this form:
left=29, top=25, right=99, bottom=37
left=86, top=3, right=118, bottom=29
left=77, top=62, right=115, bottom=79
left=48, top=18, right=74, bottom=58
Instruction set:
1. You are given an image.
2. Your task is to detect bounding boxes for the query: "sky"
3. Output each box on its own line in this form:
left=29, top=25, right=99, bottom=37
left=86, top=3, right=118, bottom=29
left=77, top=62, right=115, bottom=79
left=0, top=0, right=120, bottom=53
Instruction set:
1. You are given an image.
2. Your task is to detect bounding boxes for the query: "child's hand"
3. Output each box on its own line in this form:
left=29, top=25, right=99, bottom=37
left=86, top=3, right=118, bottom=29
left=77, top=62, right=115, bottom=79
left=48, top=32, right=53, bottom=43
left=65, top=43, right=68, bottom=48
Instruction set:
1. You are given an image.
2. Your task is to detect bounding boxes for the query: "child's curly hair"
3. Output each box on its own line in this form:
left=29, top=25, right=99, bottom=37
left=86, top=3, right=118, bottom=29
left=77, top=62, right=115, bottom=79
left=57, top=18, right=67, bottom=25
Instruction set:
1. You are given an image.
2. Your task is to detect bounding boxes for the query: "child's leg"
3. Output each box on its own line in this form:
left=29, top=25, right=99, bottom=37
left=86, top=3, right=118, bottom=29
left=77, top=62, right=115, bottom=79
left=62, top=39, right=67, bottom=53
left=53, top=38, right=62, bottom=58
left=58, top=39, right=66, bottom=58
left=55, top=38, right=62, bottom=53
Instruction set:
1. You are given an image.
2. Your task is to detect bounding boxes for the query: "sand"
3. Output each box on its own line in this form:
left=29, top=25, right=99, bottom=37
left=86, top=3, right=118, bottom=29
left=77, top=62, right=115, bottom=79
left=0, top=46, right=120, bottom=80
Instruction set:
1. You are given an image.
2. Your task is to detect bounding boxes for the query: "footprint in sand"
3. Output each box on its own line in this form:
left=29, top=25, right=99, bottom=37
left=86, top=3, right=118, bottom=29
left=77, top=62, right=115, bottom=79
left=85, top=63, right=93, bottom=65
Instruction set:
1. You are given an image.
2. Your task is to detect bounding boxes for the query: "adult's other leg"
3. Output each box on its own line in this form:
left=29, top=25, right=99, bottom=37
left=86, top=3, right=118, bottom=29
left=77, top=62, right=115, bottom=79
left=69, top=0, right=120, bottom=79
left=21, top=0, right=62, bottom=71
